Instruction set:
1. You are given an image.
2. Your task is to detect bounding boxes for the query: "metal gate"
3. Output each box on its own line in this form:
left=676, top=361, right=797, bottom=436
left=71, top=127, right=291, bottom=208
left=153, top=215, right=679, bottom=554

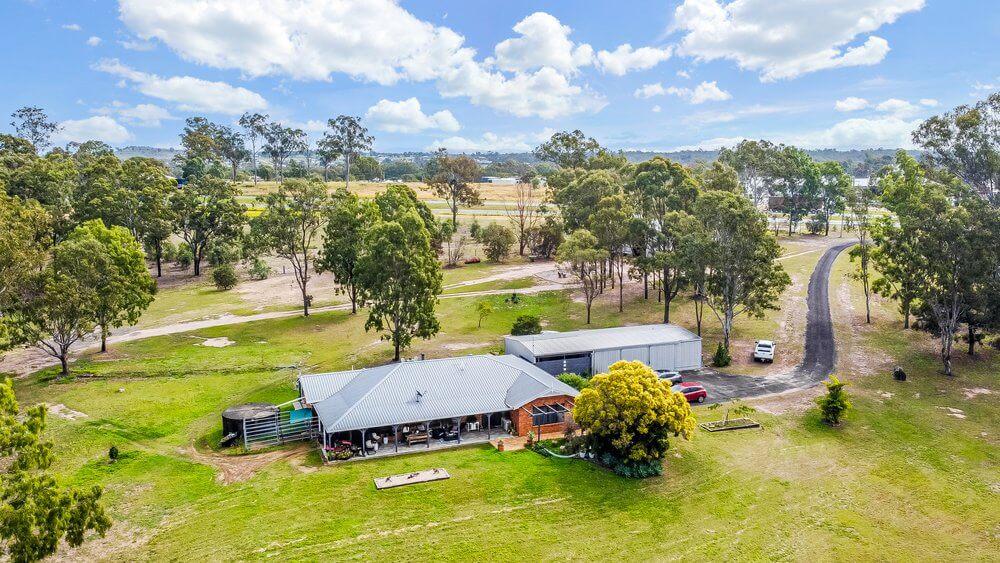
left=243, top=409, right=318, bottom=450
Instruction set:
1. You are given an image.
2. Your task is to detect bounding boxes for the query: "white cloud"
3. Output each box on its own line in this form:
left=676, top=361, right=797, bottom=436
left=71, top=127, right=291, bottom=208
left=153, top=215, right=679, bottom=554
left=93, top=59, right=268, bottom=115
left=785, top=116, right=920, bottom=149
left=62, top=23, right=81, bottom=31
left=86, top=36, right=102, bottom=46
left=637, top=80, right=730, bottom=104
left=53, top=116, right=132, bottom=145
left=672, top=0, right=924, bottom=81
left=119, top=38, right=156, bottom=51
left=676, top=70, right=690, bottom=79
left=687, top=103, right=802, bottom=124
left=365, top=98, right=460, bottom=133
left=876, top=98, right=918, bottom=116
left=492, top=12, right=593, bottom=75
left=117, top=2, right=630, bottom=119
left=652, top=105, right=662, bottom=113
left=596, top=44, right=672, bottom=76
left=99, top=103, right=176, bottom=127
left=835, top=97, right=869, bottom=112
left=426, top=129, right=554, bottom=153
left=974, top=80, right=997, bottom=92
left=634, top=83, right=666, bottom=99
left=919, top=98, right=939, bottom=107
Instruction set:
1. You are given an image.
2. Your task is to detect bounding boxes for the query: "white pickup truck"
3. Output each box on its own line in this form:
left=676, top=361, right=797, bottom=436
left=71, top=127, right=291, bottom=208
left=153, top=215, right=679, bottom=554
left=753, top=340, right=775, bottom=363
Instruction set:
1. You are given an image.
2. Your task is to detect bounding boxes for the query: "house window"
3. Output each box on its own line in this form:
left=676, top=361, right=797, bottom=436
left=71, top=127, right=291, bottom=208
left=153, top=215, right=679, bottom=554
left=531, top=403, right=568, bottom=426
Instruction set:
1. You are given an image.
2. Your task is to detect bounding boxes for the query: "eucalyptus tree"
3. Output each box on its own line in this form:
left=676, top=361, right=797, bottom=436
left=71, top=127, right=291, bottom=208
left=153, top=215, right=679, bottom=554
left=356, top=186, right=442, bottom=361
left=70, top=220, right=155, bottom=353
left=251, top=179, right=329, bottom=316
left=323, top=115, right=373, bottom=188
left=717, top=139, right=777, bottom=208
left=239, top=112, right=269, bottom=187
left=695, top=190, right=790, bottom=352
left=318, top=188, right=378, bottom=313
left=263, top=123, right=306, bottom=182
left=169, top=177, right=245, bottom=276
left=10, top=106, right=59, bottom=153
left=626, top=156, right=699, bottom=323
left=533, top=130, right=601, bottom=169
left=212, top=125, right=250, bottom=182
left=427, top=148, right=482, bottom=227
left=913, top=92, right=1000, bottom=205
left=589, top=195, right=634, bottom=312
left=557, top=229, right=608, bottom=324
left=815, top=161, right=851, bottom=236
left=0, top=193, right=49, bottom=353
left=847, top=183, right=876, bottom=323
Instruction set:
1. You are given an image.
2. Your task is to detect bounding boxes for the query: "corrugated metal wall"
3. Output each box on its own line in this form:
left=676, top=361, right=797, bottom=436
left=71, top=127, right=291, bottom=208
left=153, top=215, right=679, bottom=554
left=593, top=341, right=703, bottom=373
left=503, top=337, right=535, bottom=363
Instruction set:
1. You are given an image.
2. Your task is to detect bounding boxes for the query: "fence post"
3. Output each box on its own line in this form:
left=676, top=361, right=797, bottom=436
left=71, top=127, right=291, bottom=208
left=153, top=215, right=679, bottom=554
left=242, top=418, right=248, bottom=452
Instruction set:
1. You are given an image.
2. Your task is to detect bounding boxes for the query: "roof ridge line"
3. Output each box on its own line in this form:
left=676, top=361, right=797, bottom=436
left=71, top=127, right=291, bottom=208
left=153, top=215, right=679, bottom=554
left=321, top=362, right=402, bottom=430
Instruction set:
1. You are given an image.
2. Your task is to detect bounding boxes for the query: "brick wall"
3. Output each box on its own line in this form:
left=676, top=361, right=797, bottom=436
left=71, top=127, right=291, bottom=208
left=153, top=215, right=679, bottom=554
left=511, top=396, right=575, bottom=436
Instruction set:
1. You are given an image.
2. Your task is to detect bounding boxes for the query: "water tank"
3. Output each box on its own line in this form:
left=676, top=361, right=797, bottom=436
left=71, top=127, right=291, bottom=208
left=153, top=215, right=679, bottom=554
left=221, top=403, right=278, bottom=437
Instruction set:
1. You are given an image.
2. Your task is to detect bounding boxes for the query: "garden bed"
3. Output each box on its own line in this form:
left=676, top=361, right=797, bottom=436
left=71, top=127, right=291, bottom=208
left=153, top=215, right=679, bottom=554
left=698, top=417, right=761, bottom=432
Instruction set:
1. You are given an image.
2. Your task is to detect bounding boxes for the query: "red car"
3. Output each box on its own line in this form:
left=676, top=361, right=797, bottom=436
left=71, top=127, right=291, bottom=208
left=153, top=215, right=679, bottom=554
left=675, top=382, right=707, bottom=403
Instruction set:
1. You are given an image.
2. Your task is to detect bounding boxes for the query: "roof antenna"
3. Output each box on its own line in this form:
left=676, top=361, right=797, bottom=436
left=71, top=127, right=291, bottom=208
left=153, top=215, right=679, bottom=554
left=415, top=390, right=423, bottom=403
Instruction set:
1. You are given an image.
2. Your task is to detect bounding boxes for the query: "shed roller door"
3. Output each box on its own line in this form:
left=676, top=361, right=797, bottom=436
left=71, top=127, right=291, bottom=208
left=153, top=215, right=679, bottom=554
left=591, top=349, right=621, bottom=374
left=620, top=346, right=649, bottom=364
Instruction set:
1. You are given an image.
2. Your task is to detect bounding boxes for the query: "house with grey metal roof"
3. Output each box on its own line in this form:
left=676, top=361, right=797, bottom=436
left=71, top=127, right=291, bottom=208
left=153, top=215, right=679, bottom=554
left=505, top=323, right=702, bottom=376
left=299, top=354, right=578, bottom=459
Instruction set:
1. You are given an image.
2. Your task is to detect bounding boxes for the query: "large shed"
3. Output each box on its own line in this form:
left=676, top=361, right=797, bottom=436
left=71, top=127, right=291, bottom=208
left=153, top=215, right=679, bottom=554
left=504, top=324, right=702, bottom=376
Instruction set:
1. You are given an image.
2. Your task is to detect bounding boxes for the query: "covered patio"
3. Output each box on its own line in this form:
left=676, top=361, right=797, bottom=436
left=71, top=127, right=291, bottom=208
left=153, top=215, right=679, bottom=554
left=321, top=412, right=513, bottom=461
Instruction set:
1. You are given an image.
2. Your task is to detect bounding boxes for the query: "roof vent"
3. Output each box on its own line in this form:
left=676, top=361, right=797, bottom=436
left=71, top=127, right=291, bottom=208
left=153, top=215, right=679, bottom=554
left=415, top=390, right=423, bottom=403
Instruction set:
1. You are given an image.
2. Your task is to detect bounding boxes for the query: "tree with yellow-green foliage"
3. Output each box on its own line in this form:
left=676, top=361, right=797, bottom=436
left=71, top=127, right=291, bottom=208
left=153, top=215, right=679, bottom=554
left=573, top=360, right=695, bottom=477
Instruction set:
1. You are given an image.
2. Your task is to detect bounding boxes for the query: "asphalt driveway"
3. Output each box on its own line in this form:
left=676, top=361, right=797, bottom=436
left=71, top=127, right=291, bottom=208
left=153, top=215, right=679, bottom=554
left=694, top=241, right=856, bottom=404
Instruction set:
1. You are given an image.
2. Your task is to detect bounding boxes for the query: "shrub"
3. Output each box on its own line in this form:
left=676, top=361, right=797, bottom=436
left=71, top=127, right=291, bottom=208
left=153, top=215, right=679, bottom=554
left=480, top=223, right=516, bottom=262
left=207, top=240, right=241, bottom=267
left=510, top=314, right=542, bottom=336
left=806, top=214, right=825, bottom=235
left=557, top=373, right=589, bottom=391
left=175, top=243, right=193, bottom=269
left=160, top=240, right=178, bottom=262
left=598, top=452, right=663, bottom=478
left=468, top=218, right=482, bottom=242
left=712, top=342, right=731, bottom=367
left=816, top=375, right=851, bottom=425
left=574, top=361, right=695, bottom=478
left=108, top=445, right=119, bottom=462
left=212, top=263, right=239, bottom=290
left=248, top=257, right=271, bottom=280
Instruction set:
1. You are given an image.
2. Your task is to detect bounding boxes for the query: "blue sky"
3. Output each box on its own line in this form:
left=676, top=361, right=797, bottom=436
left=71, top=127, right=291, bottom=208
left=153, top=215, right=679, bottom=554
left=2, top=0, right=998, bottom=153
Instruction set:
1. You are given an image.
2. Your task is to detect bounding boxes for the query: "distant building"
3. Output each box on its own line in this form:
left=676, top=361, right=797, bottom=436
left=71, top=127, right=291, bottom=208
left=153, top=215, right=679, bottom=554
left=482, top=176, right=518, bottom=185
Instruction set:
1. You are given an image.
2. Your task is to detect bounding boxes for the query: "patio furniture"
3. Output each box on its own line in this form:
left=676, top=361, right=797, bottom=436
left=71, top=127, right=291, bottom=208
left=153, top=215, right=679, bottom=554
left=443, top=430, right=459, bottom=441
left=406, top=433, right=428, bottom=445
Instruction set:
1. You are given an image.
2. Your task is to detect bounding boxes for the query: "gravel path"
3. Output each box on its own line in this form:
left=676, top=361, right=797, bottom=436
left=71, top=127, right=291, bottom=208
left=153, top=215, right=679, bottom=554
left=696, top=241, right=856, bottom=403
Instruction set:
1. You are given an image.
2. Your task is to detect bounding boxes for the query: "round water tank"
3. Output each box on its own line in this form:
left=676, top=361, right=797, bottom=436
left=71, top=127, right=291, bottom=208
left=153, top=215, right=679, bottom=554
left=221, top=403, right=278, bottom=437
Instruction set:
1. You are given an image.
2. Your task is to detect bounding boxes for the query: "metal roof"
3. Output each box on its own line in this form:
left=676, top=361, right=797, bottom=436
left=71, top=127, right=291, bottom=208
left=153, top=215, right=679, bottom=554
left=304, top=355, right=579, bottom=433
left=507, top=323, right=700, bottom=358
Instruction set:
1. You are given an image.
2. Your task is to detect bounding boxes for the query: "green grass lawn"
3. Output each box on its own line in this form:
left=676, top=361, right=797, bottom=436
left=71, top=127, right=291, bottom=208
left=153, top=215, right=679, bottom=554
left=14, top=233, right=999, bottom=560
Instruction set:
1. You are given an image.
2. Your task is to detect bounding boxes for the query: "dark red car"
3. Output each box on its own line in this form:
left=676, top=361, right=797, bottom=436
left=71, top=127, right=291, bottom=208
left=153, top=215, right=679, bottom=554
left=675, top=382, right=707, bottom=403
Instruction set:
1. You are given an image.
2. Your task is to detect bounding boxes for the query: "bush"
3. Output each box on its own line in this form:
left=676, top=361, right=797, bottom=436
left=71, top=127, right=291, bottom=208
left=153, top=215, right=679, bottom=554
left=212, top=263, right=239, bottom=290
left=207, top=240, right=241, bottom=267
left=480, top=223, right=516, bottom=262
left=175, top=243, right=193, bottom=269
left=248, top=257, right=271, bottom=280
left=510, top=314, right=542, bottom=336
left=806, top=214, right=825, bottom=235
left=816, top=375, right=851, bottom=425
left=598, top=452, right=663, bottom=478
left=108, top=445, right=119, bottom=462
left=159, top=240, right=178, bottom=262
left=712, top=342, right=731, bottom=367
left=468, top=218, right=482, bottom=242
left=557, top=373, right=589, bottom=391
